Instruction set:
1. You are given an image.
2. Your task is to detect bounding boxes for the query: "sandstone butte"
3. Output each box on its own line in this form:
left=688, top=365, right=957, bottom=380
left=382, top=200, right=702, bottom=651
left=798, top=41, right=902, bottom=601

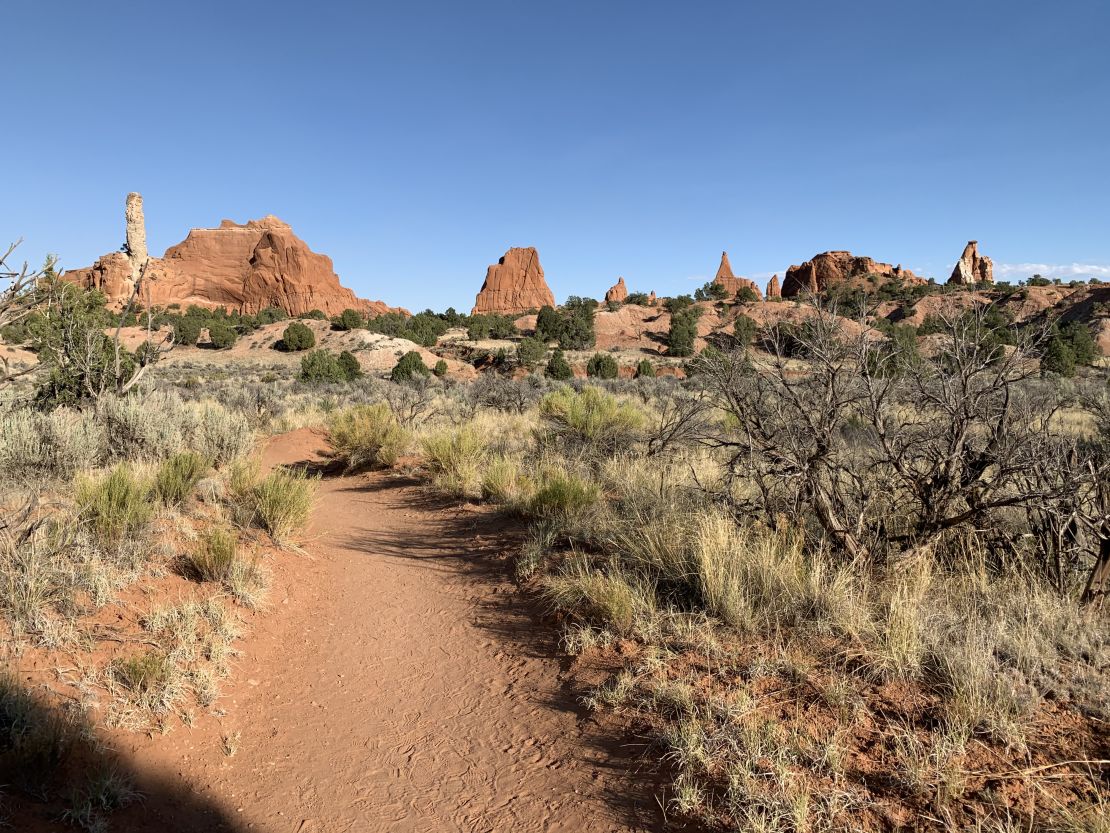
left=712, top=251, right=763, bottom=299
left=605, top=276, right=628, bottom=303
left=471, top=246, right=555, bottom=315
left=948, top=240, right=994, bottom=285
left=766, top=274, right=781, bottom=298
left=781, top=251, right=924, bottom=298
left=64, top=194, right=398, bottom=317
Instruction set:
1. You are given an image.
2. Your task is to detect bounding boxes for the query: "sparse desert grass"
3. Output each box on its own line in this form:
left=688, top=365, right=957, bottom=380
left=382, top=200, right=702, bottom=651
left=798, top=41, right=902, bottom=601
left=225, top=459, right=317, bottom=543
left=480, top=454, right=534, bottom=505
left=327, top=402, right=409, bottom=470
left=526, top=469, right=601, bottom=522
left=75, top=465, right=154, bottom=545
left=420, top=426, right=487, bottom=498
left=154, top=451, right=211, bottom=506
left=110, top=650, right=176, bottom=713
left=0, top=670, right=75, bottom=797
left=537, top=385, right=646, bottom=458
left=182, top=526, right=238, bottom=581
left=253, top=468, right=317, bottom=543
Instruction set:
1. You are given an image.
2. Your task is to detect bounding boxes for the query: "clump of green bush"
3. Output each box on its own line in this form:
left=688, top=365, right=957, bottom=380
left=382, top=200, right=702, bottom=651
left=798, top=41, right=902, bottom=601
left=76, top=466, right=154, bottom=544
left=391, top=350, right=430, bottom=382
left=300, top=349, right=361, bottom=383
left=327, top=403, right=408, bottom=470
left=183, top=527, right=238, bottom=581
left=279, top=321, right=316, bottom=352
left=538, top=386, right=646, bottom=457
left=155, top=451, right=211, bottom=506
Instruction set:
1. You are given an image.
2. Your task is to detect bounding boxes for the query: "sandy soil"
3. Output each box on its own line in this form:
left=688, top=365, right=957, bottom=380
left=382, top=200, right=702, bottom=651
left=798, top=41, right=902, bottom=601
left=61, top=429, right=665, bottom=832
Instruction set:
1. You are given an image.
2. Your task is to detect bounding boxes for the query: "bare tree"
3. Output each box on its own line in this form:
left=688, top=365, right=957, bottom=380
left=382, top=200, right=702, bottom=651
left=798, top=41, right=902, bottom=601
left=0, top=240, right=51, bottom=387
left=695, top=300, right=1109, bottom=596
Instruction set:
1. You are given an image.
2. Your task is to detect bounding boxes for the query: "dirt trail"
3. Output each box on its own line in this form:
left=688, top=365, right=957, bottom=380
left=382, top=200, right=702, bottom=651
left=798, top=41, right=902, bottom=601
left=105, top=429, right=662, bottom=832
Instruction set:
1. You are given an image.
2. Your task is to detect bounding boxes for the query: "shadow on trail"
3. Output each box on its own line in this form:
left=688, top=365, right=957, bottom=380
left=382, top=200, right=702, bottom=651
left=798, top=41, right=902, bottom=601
left=335, top=473, right=707, bottom=833
left=1, top=680, right=247, bottom=833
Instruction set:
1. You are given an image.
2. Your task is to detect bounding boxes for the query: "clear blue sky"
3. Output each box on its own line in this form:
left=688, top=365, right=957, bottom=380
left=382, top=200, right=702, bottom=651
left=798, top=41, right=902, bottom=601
left=5, top=0, right=1109, bottom=310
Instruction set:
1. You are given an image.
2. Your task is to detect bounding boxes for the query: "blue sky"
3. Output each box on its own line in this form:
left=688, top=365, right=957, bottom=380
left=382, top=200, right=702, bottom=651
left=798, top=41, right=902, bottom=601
left=4, top=0, right=1108, bottom=310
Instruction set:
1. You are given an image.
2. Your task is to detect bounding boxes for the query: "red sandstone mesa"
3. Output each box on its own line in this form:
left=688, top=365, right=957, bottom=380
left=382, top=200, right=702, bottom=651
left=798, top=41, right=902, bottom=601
left=605, top=276, right=628, bottom=303
left=64, top=195, right=397, bottom=317
left=781, top=251, right=923, bottom=297
left=471, top=246, right=556, bottom=315
left=948, top=240, right=994, bottom=285
left=712, top=251, right=763, bottom=299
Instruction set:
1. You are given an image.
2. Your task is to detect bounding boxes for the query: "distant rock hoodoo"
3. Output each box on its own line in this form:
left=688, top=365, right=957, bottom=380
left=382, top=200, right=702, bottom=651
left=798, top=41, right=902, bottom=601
left=471, top=247, right=555, bottom=315
left=766, top=274, right=781, bottom=298
left=64, top=193, right=396, bottom=317
left=712, top=252, right=763, bottom=299
left=781, top=251, right=922, bottom=298
left=605, top=276, right=628, bottom=303
left=947, top=240, right=994, bottom=285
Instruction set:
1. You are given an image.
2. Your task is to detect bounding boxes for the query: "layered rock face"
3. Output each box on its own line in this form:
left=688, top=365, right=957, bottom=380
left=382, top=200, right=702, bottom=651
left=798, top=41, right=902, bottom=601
left=605, top=276, right=628, bottom=303
left=64, top=195, right=396, bottom=317
left=712, top=252, right=763, bottom=299
left=472, top=247, right=555, bottom=315
left=948, top=241, right=994, bottom=285
left=782, top=251, right=922, bottom=298
left=766, top=274, right=781, bottom=298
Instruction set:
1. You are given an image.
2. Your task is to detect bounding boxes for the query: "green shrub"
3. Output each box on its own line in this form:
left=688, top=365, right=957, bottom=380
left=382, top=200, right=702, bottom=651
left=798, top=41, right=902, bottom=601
left=328, top=403, right=408, bottom=470
left=545, top=349, right=573, bottom=380
left=76, top=466, right=154, bottom=544
left=207, top=321, right=237, bottom=349
left=586, top=352, right=618, bottom=379
left=667, top=307, right=703, bottom=357
left=280, top=321, right=316, bottom=351
left=391, top=350, right=430, bottom=382
left=1041, top=333, right=1076, bottom=377
left=420, top=427, right=488, bottom=498
left=183, top=527, right=238, bottom=581
left=300, top=350, right=347, bottom=383
left=253, top=468, right=316, bottom=544
left=539, top=386, right=646, bottom=456
left=558, top=297, right=597, bottom=350
left=734, top=313, right=757, bottom=347
left=337, top=350, right=362, bottom=379
left=433, top=359, right=448, bottom=377
left=635, top=359, right=656, bottom=378
left=535, top=305, right=562, bottom=341
left=111, top=651, right=172, bottom=699
left=694, top=281, right=728, bottom=302
left=333, top=308, right=364, bottom=331
left=517, top=336, right=548, bottom=368
left=155, top=451, right=210, bottom=506
left=1060, top=321, right=1097, bottom=366
left=174, top=318, right=202, bottom=346
left=527, top=471, right=601, bottom=521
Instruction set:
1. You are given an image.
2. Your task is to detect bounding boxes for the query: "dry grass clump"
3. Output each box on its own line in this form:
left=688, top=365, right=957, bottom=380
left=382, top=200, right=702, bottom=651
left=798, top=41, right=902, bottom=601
left=110, top=650, right=176, bottom=713
left=537, top=385, right=646, bottom=458
left=225, top=459, right=317, bottom=544
left=420, top=426, right=488, bottom=498
left=182, top=527, right=237, bottom=581
left=480, top=454, right=534, bottom=505
left=75, top=465, right=154, bottom=545
left=154, top=451, right=211, bottom=506
left=0, top=670, right=75, bottom=797
left=328, top=402, right=408, bottom=470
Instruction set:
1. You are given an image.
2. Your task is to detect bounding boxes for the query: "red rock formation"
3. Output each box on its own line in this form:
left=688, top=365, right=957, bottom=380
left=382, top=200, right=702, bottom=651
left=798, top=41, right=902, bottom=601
left=766, top=274, right=781, bottom=298
left=471, top=247, right=555, bottom=315
left=605, top=276, right=628, bottom=303
left=64, top=201, right=397, bottom=317
left=781, top=251, right=923, bottom=298
left=712, top=251, right=763, bottom=299
left=948, top=240, right=994, bottom=285
left=647, top=291, right=657, bottom=305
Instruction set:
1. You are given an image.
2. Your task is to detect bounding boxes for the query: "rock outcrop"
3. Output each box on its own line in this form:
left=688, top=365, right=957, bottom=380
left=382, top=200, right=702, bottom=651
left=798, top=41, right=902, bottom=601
left=782, top=251, right=922, bottom=298
left=471, top=247, right=555, bottom=315
left=64, top=195, right=397, bottom=317
left=605, top=277, right=628, bottom=303
left=948, top=240, right=994, bottom=285
left=712, top=252, right=763, bottom=299
left=766, top=274, right=781, bottom=298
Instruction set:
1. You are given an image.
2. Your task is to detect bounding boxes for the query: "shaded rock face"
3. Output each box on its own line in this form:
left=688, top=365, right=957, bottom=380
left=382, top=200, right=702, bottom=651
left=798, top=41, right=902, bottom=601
left=948, top=240, right=994, bottom=285
left=471, top=247, right=555, bottom=315
left=781, top=251, right=922, bottom=297
left=766, top=274, right=781, bottom=298
left=64, top=198, right=396, bottom=317
left=712, top=251, right=763, bottom=299
left=605, top=276, right=628, bottom=303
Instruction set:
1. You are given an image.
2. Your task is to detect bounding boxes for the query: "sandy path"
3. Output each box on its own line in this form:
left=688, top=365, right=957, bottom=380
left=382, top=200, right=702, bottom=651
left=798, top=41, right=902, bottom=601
left=102, top=429, right=661, bottom=832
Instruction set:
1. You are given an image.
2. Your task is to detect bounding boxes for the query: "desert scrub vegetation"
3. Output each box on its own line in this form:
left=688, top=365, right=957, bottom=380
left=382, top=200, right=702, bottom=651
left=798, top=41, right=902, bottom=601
left=419, top=426, right=488, bottom=498
left=328, top=401, right=409, bottom=469
left=226, top=457, right=317, bottom=544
